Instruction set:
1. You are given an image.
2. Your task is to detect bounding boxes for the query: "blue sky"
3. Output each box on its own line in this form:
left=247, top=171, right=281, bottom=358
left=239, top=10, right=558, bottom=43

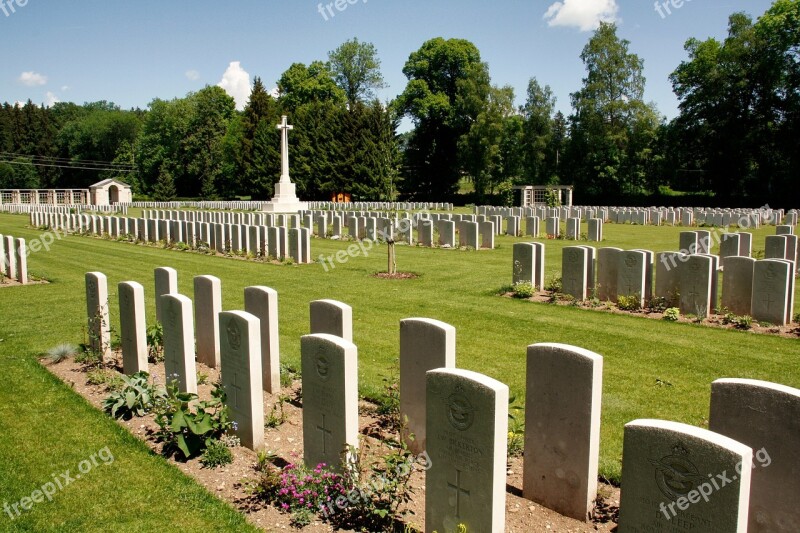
left=1, top=0, right=776, bottom=124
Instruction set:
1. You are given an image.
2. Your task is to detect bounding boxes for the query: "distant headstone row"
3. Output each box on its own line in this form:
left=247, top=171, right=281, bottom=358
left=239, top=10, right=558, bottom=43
left=0, top=233, right=28, bottom=284
left=477, top=205, right=797, bottom=228
left=124, top=200, right=453, bottom=211
left=1, top=204, right=126, bottom=214
left=516, top=238, right=797, bottom=325
left=83, top=270, right=800, bottom=531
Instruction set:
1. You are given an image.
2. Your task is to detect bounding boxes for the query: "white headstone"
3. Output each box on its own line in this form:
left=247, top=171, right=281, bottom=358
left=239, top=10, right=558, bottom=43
left=85, top=272, right=111, bottom=361
left=219, top=310, right=265, bottom=450
left=399, top=318, right=456, bottom=454
left=710, top=378, right=800, bottom=532
left=523, top=343, right=603, bottom=521
left=161, top=294, right=197, bottom=393
left=310, top=299, right=353, bottom=342
left=244, top=286, right=281, bottom=394
left=618, top=419, right=752, bottom=531
left=425, top=368, right=508, bottom=533
left=118, top=281, right=148, bottom=375
left=194, top=275, right=221, bottom=368
left=301, top=333, right=359, bottom=471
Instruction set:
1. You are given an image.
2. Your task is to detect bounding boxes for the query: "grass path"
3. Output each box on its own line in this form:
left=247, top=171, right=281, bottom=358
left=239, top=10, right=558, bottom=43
left=1, top=212, right=798, bottom=529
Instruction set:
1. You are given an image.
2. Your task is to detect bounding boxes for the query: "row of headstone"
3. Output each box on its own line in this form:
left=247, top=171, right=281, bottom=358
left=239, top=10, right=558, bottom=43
left=84, top=270, right=800, bottom=529
left=44, top=212, right=314, bottom=263
left=85, top=268, right=283, bottom=448
left=127, top=200, right=453, bottom=211
left=476, top=204, right=795, bottom=229
left=2, top=203, right=126, bottom=214
left=0, top=234, right=28, bottom=284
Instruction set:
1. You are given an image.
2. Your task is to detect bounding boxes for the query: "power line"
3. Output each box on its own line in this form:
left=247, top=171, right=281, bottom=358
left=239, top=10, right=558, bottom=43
left=0, top=159, right=134, bottom=172
left=0, top=152, right=134, bottom=168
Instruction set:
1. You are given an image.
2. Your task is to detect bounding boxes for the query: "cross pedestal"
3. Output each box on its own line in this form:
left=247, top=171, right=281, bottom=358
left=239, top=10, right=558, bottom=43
left=263, top=115, right=308, bottom=214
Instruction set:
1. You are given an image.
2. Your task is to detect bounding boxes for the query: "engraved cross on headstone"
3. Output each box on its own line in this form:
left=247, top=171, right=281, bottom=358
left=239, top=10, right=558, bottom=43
left=229, top=373, right=242, bottom=408
left=447, top=469, right=470, bottom=518
left=317, top=414, right=332, bottom=454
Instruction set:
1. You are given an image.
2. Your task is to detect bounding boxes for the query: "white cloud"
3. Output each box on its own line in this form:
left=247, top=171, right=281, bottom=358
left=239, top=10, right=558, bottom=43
left=185, top=70, right=200, bottom=81
left=18, top=71, right=48, bottom=86
left=45, top=92, right=60, bottom=107
left=269, top=86, right=280, bottom=99
left=61, top=85, right=70, bottom=91
left=544, top=0, right=620, bottom=31
left=217, top=61, right=251, bottom=111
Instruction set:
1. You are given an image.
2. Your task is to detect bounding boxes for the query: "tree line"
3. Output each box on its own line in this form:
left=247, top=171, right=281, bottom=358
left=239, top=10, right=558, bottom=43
left=0, top=0, right=797, bottom=205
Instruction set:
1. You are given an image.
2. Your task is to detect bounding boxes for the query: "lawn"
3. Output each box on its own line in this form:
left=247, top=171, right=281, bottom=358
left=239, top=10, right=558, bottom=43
left=1, top=211, right=798, bottom=529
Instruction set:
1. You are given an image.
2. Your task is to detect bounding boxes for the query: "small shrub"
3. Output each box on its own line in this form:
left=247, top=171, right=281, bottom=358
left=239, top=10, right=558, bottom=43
left=511, top=281, right=535, bottom=299
left=146, top=322, right=164, bottom=363
left=723, top=312, right=753, bottom=330
left=103, top=372, right=162, bottom=419
left=197, top=372, right=209, bottom=386
left=617, top=294, right=642, bottom=311
left=280, top=363, right=299, bottom=388
left=794, top=312, right=800, bottom=324
left=663, top=308, right=680, bottom=322
left=507, top=396, right=524, bottom=458
left=545, top=276, right=562, bottom=293
left=647, top=296, right=669, bottom=313
left=44, top=343, right=79, bottom=363
left=265, top=394, right=290, bottom=429
left=87, top=369, right=124, bottom=391
left=153, top=379, right=234, bottom=459
left=75, top=345, right=103, bottom=367
left=200, top=439, right=233, bottom=468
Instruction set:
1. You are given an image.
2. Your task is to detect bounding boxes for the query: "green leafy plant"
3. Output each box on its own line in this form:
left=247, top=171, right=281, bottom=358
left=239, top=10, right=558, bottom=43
left=335, top=435, right=417, bottom=530
left=663, top=308, right=680, bottom=322
left=722, top=311, right=753, bottom=330
left=507, top=396, right=524, bottom=458
left=511, top=281, right=534, bottom=299
left=44, top=343, right=79, bottom=364
left=200, top=439, right=233, bottom=468
left=545, top=276, right=562, bottom=293
left=647, top=296, right=669, bottom=313
left=265, top=394, right=290, bottom=429
left=146, top=322, right=164, bottom=363
left=280, top=363, right=299, bottom=388
left=153, top=379, right=234, bottom=459
left=103, top=371, right=162, bottom=419
left=617, top=294, right=642, bottom=311
left=197, top=372, right=209, bottom=386
left=87, top=368, right=124, bottom=391
left=375, top=374, right=401, bottom=430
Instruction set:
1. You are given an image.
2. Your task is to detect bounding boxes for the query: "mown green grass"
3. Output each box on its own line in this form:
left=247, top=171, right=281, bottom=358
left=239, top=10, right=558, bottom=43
left=0, top=211, right=798, bottom=530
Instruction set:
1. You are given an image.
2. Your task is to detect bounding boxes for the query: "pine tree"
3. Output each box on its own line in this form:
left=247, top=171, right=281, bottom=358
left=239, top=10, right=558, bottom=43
left=153, top=166, right=177, bottom=201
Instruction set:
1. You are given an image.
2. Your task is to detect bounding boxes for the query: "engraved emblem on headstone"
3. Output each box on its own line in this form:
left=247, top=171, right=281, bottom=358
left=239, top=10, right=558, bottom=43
left=316, top=354, right=330, bottom=381
left=226, top=318, right=241, bottom=351
left=648, top=443, right=705, bottom=500
left=447, top=387, right=474, bottom=431
left=625, top=254, right=637, bottom=268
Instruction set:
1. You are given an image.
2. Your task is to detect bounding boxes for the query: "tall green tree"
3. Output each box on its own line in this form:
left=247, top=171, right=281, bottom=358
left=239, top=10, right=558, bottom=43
left=568, top=23, right=662, bottom=196
left=327, top=38, right=386, bottom=107
left=459, top=85, right=516, bottom=200
left=277, top=61, right=346, bottom=112
left=670, top=0, right=800, bottom=201
left=395, top=37, right=491, bottom=199
left=240, top=77, right=280, bottom=199
left=521, top=78, right=556, bottom=185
